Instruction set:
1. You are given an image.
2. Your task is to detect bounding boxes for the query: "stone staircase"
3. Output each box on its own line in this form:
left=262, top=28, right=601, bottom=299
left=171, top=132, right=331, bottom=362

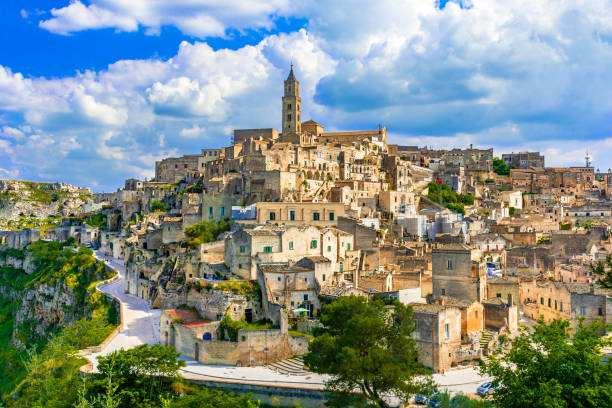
left=480, top=329, right=496, bottom=349
left=266, top=357, right=309, bottom=376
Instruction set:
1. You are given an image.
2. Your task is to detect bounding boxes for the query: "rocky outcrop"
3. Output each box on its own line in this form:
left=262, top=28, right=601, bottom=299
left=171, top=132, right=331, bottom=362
left=13, top=281, right=80, bottom=348
left=0, top=179, right=93, bottom=226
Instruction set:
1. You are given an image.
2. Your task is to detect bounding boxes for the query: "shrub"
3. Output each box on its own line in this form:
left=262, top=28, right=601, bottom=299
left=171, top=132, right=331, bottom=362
left=151, top=200, right=167, bottom=212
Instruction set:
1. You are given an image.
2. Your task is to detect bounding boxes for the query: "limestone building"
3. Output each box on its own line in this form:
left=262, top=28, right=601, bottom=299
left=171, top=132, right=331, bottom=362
left=432, top=243, right=486, bottom=302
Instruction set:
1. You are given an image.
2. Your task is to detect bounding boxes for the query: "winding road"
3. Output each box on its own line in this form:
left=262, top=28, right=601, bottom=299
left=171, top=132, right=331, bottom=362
left=90, top=251, right=491, bottom=395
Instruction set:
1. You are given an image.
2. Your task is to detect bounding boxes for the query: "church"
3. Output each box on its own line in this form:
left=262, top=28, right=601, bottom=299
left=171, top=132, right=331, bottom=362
left=232, top=65, right=388, bottom=149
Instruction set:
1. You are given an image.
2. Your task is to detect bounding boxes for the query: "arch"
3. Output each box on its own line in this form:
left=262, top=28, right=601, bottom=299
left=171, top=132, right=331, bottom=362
left=203, top=332, right=212, bottom=341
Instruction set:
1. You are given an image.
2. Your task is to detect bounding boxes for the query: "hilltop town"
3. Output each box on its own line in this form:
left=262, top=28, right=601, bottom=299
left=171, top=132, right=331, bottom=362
left=1, top=67, right=611, bottom=403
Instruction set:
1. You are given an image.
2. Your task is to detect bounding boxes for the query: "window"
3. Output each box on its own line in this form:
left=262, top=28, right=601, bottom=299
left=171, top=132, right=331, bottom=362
left=275, top=297, right=279, bottom=301
left=313, top=212, right=320, bottom=221
left=289, top=241, right=294, bottom=250
left=444, top=323, right=450, bottom=339
left=311, top=240, right=318, bottom=249
left=475, top=311, right=478, bottom=318
left=599, top=308, right=604, bottom=316
left=184, top=164, right=188, bottom=168
left=209, top=207, right=213, bottom=217
left=329, top=212, right=335, bottom=221
left=220, top=206, right=225, bottom=216
left=441, top=289, right=446, bottom=296
left=288, top=114, right=291, bottom=121
left=447, top=260, right=453, bottom=269
left=327, top=245, right=332, bottom=252
left=277, top=276, right=281, bottom=282
left=548, top=298, right=551, bottom=307
left=239, top=246, right=246, bottom=253
left=541, top=297, right=544, bottom=305
left=269, top=211, right=276, bottom=221
left=560, top=302, right=563, bottom=311
left=263, top=246, right=272, bottom=253
left=322, top=274, right=326, bottom=282
left=291, top=301, right=294, bottom=306
left=580, top=307, right=586, bottom=316
left=555, top=300, right=557, bottom=310
left=238, top=263, right=242, bottom=268
left=289, top=210, right=295, bottom=221
left=339, top=263, right=343, bottom=272
left=304, top=294, right=309, bottom=301
left=288, top=103, right=291, bottom=109
left=304, top=277, right=308, bottom=283
left=496, top=293, right=502, bottom=298
left=347, top=243, right=351, bottom=250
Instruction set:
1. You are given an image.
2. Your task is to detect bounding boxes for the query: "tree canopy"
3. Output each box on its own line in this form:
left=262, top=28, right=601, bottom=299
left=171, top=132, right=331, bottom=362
left=493, top=158, right=510, bottom=175
left=184, top=218, right=231, bottom=248
left=591, top=254, right=612, bottom=288
left=303, top=296, right=432, bottom=408
left=480, top=319, right=612, bottom=408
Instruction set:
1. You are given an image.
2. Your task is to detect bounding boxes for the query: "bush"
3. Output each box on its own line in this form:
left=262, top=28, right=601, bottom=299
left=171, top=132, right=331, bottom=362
left=151, top=200, right=167, bottom=212
left=493, top=157, right=510, bottom=175
left=184, top=218, right=231, bottom=248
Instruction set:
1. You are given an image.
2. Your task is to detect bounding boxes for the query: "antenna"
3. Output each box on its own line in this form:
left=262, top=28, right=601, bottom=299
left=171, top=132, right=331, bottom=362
left=585, top=148, right=592, bottom=168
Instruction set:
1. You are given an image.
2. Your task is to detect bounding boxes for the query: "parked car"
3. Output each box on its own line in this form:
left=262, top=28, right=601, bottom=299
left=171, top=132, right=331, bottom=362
left=414, top=393, right=428, bottom=405
left=477, top=381, right=500, bottom=395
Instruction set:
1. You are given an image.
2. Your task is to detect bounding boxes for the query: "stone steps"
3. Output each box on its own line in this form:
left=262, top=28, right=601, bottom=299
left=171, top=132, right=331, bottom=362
left=480, top=330, right=496, bottom=348
left=266, top=357, right=309, bottom=376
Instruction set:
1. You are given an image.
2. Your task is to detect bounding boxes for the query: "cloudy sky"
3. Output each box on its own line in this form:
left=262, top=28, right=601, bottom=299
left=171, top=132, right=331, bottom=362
left=1, top=0, right=611, bottom=191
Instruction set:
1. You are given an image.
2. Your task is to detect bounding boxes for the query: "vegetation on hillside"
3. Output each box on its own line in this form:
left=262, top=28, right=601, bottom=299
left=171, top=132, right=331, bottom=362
left=184, top=218, right=231, bottom=248
left=304, top=296, right=432, bottom=408
left=426, top=182, right=473, bottom=216
left=480, top=319, right=612, bottom=408
left=0, top=242, right=118, bottom=396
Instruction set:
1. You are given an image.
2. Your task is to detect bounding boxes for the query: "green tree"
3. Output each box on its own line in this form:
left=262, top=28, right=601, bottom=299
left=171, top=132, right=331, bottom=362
left=150, top=200, right=167, bottom=212
left=493, top=158, right=510, bottom=175
left=460, top=194, right=474, bottom=205
left=303, top=296, right=432, bottom=408
left=591, top=254, right=612, bottom=288
left=184, top=218, right=231, bottom=248
left=480, top=319, right=612, bottom=408
left=95, top=344, right=186, bottom=407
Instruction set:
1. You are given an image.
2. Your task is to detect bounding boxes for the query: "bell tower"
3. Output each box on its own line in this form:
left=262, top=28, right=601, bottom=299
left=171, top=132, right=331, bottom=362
left=282, top=64, right=301, bottom=134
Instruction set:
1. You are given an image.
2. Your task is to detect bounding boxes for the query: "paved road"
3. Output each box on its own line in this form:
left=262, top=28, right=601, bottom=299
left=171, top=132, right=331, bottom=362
left=88, top=251, right=161, bottom=371
left=91, top=252, right=489, bottom=394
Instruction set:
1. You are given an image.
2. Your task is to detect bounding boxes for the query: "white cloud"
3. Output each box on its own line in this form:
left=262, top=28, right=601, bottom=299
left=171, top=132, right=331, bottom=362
left=39, top=0, right=301, bottom=38
left=3, top=0, right=612, bottom=190
left=180, top=124, right=205, bottom=139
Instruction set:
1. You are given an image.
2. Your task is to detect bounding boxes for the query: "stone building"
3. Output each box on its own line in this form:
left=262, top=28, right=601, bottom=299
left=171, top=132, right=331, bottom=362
left=520, top=279, right=611, bottom=331
left=155, top=155, right=201, bottom=183
left=160, top=309, right=308, bottom=366
left=432, top=243, right=486, bottom=302
left=224, top=225, right=354, bottom=280
left=411, top=303, right=463, bottom=373
left=255, top=201, right=346, bottom=226
left=258, top=256, right=332, bottom=322
left=502, top=151, right=545, bottom=169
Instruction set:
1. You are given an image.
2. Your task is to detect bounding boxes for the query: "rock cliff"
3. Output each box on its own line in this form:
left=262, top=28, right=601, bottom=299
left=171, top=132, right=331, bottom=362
left=0, top=179, right=93, bottom=229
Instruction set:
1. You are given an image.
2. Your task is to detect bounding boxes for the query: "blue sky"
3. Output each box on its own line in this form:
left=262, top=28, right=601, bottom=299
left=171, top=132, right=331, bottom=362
left=1, top=0, right=611, bottom=191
